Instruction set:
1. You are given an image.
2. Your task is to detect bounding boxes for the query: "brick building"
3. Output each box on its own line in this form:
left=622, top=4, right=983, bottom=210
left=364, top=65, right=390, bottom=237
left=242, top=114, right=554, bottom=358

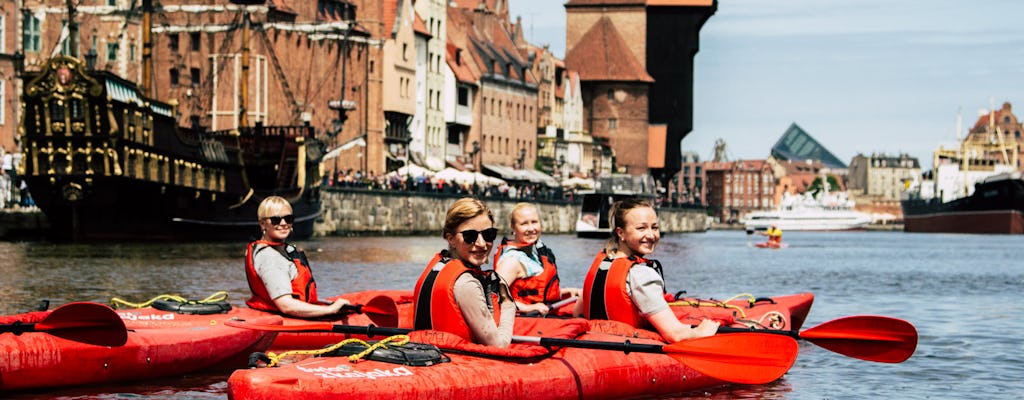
left=705, top=159, right=774, bottom=223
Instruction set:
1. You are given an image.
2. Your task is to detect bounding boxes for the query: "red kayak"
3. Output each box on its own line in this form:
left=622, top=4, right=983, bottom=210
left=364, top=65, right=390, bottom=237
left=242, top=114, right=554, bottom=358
left=226, top=317, right=801, bottom=400
left=755, top=241, right=788, bottom=249
left=114, top=289, right=811, bottom=352
left=0, top=302, right=281, bottom=392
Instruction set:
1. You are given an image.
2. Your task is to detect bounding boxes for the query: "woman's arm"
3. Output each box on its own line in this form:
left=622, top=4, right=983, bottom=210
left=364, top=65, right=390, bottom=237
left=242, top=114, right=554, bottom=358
left=496, top=256, right=549, bottom=315
left=628, top=266, right=719, bottom=342
left=273, top=295, right=350, bottom=318
left=647, top=309, right=719, bottom=343
left=454, top=274, right=513, bottom=348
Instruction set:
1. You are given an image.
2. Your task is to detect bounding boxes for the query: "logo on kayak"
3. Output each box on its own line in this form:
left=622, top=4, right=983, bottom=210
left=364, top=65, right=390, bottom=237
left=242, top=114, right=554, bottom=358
left=117, top=312, right=176, bottom=321
left=297, top=365, right=414, bottom=380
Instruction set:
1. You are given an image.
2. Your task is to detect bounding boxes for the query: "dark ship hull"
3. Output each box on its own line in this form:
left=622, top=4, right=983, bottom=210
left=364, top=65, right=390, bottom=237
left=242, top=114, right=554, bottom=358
left=19, top=56, right=322, bottom=241
left=901, top=175, right=1024, bottom=234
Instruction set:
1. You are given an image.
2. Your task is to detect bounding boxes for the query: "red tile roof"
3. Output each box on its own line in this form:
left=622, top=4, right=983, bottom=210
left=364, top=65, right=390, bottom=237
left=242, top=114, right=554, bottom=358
left=565, top=17, right=653, bottom=82
left=447, top=41, right=479, bottom=84
left=447, top=7, right=535, bottom=85
left=383, top=0, right=398, bottom=37
left=566, top=0, right=646, bottom=5
left=413, top=10, right=431, bottom=37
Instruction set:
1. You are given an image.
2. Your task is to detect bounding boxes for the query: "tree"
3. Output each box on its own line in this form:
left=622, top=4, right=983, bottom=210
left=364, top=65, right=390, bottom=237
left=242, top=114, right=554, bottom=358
left=806, top=175, right=840, bottom=196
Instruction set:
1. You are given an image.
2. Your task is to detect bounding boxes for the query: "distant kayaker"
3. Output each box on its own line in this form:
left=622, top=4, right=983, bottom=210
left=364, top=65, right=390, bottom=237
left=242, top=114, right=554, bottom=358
left=493, top=203, right=583, bottom=317
left=759, top=224, right=783, bottom=245
left=413, top=197, right=516, bottom=348
left=578, top=198, right=720, bottom=342
left=244, top=196, right=352, bottom=318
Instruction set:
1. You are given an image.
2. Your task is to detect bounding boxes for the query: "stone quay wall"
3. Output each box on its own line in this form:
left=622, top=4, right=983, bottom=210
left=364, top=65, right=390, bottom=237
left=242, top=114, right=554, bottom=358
left=315, top=188, right=708, bottom=237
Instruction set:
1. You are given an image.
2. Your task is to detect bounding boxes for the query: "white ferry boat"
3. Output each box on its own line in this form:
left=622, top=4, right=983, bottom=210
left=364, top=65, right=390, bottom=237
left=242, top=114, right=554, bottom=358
left=744, top=191, right=872, bottom=232
left=576, top=175, right=656, bottom=238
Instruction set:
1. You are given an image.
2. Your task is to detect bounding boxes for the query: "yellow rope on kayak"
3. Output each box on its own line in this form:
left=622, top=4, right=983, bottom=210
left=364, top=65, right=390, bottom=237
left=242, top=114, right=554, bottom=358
left=667, top=299, right=747, bottom=319
left=109, top=291, right=229, bottom=309
left=261, top=335, right=411, bottom=368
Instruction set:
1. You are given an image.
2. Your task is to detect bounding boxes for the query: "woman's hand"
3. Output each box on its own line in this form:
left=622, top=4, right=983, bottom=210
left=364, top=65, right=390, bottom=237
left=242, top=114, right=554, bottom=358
left=693, top=318, right=720, bottom=338
left=519, top=302, right=550, bottom=316
left=327, top=298, right=352, bottom=314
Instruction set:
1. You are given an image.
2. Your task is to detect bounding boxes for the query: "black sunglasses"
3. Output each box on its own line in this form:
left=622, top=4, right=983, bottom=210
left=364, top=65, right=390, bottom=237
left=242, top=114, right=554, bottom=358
left=265, top=214, right=295, bottom=225
left=460, top=227, right=498, bottom=243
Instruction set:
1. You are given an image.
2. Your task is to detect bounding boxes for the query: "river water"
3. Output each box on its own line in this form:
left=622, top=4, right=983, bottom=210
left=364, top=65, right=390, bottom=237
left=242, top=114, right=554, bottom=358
left=2, top=230, right=1022, bottom=399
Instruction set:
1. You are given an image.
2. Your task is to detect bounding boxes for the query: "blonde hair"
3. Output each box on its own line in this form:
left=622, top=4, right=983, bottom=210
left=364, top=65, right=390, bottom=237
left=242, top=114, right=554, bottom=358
left=606, top=198, right=655, bottom=252
left=257, top=196, right=291, bottom=220
left=443, top=197, right=494, bottom=237
left=508, top=202, right=537, bottom=227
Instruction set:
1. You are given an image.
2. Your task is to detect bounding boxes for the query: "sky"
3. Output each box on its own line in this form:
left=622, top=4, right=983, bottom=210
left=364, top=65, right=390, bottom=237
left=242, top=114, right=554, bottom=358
left=508, top=0, right=1024, bottom=169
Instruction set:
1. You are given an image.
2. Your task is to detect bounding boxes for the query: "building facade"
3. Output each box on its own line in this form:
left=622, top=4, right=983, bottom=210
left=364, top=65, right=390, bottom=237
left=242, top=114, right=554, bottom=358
left=848, top=153, right=920, bottom=201
left=705, top=160, right=774, bottom=223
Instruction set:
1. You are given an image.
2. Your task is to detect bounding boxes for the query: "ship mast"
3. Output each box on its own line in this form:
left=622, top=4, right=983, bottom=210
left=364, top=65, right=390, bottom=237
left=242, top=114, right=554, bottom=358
left=141, top=0, right=153, bottom=96
left=239, top=9, right=252, bottom=128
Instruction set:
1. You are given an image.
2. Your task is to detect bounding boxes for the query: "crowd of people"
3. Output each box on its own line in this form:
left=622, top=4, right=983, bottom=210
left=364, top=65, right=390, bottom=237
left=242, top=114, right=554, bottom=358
left=323, top=168, right=573, bottom=203
left=246, top=194, right=719, bottom=348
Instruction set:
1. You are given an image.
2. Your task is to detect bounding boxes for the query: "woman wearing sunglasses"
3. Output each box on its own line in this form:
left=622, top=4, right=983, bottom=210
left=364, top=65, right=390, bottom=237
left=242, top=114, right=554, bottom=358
left=578, top=198, right=719, bottom=342
left=413, top=197, right=515, bottom=347
left=493, top=203, right=582, bottom=317
left=244, top=196, right=351, bottom=318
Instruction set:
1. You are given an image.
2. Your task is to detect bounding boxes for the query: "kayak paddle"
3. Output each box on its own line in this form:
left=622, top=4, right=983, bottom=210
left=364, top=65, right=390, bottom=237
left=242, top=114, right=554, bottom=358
left=1, top=302, right=128, bottom=347
left=521, top=296, right=578, bottom=317
left=339, top=295, right=400, bottom=327
left=224, top=319, right=798, bottom=385
left=716, top=315, right=917, bottom=363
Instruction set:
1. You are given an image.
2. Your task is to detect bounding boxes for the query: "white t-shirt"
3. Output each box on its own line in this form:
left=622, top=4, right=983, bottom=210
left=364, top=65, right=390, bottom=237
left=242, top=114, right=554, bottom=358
left=627, top=264, right=670, bottom=317
left=252, top=244, right=299, bottom=301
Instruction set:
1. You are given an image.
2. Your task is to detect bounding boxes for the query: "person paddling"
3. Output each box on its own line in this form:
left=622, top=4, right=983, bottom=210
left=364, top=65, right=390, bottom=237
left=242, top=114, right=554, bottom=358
left=577, top=198, right=719, bottom=342
left=413, top=198, right=515, bottom=348
left=244, top=196, right=352, bottom=318
left=759, top=224, right=783, bottom=247
left=494, top=203, right=582, bottom=317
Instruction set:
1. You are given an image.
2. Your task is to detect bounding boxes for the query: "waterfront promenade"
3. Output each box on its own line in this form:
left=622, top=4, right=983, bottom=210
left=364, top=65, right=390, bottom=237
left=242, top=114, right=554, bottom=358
left=0, top=186, right=709, bottom=240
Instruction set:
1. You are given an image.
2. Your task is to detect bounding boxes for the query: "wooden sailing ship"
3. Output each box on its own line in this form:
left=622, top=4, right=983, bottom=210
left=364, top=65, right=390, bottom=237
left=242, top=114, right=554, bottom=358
left=18, top=0, right=333, bottom=240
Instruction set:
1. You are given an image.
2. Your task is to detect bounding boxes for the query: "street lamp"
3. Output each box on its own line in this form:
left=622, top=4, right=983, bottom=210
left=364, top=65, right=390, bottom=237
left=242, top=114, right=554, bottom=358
left=470, top=140, right=480, bottom=195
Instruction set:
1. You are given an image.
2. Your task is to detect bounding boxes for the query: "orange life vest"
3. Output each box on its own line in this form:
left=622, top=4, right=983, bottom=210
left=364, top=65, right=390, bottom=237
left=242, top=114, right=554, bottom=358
left=581, top=250, right=663, bottom=329
left=244, top=240, right=319, bottom=312
left=493, top=239, right=562, bottom=304
left=413, top=251, right=503, bottom=341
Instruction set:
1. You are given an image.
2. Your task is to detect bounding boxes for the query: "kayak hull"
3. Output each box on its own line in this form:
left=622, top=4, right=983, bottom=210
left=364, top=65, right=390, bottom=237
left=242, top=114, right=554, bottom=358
left=226, top=292, right=814, bottom=399
left=227, top=322, right=728, bottom=400
left=0, top=308, right=280, bottom=392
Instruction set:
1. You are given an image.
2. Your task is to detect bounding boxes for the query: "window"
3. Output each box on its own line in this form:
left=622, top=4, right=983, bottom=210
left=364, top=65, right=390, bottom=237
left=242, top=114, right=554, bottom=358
left=169, top=68, right=180, bottom=86
left=106, top=42, right=119, bottom=61
left=190, top=68, right=200, bottom=86
left=0, top=15, right=6, bottom=53
left=608, top=118, right=618, bottom=130
left=402, top=43, right=408, bottom=61
left=0, top=82, right=5, bottom=124
left=169, top=33, right=179, bottom=51
left=22, top=11, right=42, bottom=52
left=607, top=89, right=614, bottom=100
left=190, top=32, right=201, bottom=51
left=129, top=42, right=136, bottom=61
left=457, top=87, right=469, bottom=106
left=108, top=0, right=117, bottom=6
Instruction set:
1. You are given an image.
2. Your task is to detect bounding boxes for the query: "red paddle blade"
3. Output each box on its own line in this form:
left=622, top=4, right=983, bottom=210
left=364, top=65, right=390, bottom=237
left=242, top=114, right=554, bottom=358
left=362, top=296, right=400, bottom=328
left=35, top=302, right=128, bottom=347
left=226, top=319, right=335, bottom=332
left=664, top=333, right=798, bottom=385
left=799, top=315, right=917, bottom=363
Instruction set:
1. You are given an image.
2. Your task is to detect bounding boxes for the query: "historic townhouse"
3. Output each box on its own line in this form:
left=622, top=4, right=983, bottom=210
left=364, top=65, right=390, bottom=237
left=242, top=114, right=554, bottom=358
left=964, top=102, right=1023, bottom=170
left=705, top=160, right=774, bottom=223
left=848, top=153, right=920, bottom=202
left=443, top=40, right=477, bottom=167
left=413, top=0, right=447, bottom=168
left=380, top=0, right=419, bottom=172
left=447, top=4, right=538, bottom=175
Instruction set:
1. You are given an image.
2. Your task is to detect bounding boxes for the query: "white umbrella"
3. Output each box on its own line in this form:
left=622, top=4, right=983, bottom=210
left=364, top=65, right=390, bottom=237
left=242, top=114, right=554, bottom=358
left=562, top=176, right=595, bottom=189
left=387, top=163, right=434, bottom=179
